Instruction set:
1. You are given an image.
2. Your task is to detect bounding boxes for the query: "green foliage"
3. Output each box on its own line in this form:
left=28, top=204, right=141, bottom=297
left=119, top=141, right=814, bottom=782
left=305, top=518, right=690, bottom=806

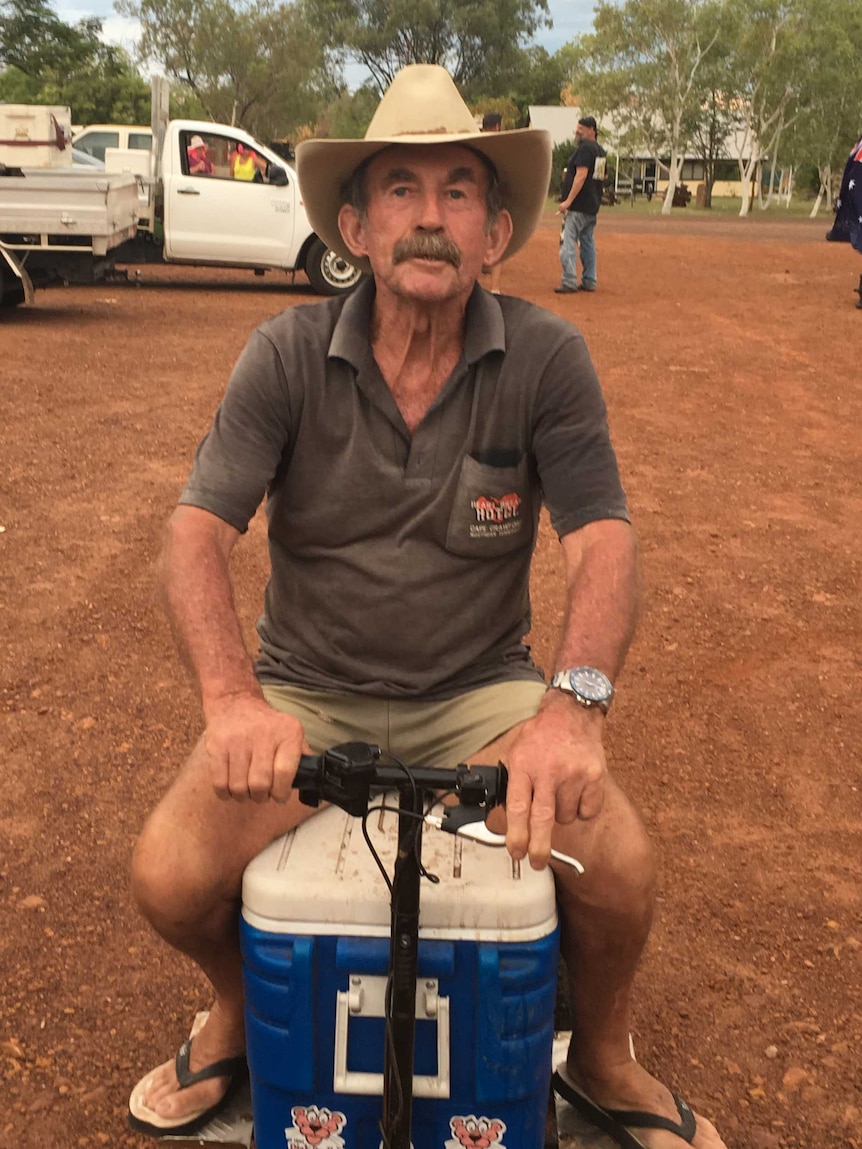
left=501, top=45, right=568, bottom=120
left=315, top=85, right=379, bottom=137
left=780, top=0, right=862, bottom=177
left=0, top=0, right=150, bottom=122
left=116, top=0, right=343, bottom=140
left=298, top=0, right=550, bottom=96
left=570, top=0, right=725, bottom=156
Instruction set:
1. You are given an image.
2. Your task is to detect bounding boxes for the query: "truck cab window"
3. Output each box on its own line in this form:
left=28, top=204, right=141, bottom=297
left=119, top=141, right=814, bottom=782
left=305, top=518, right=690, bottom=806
left=74, top=131, right=119, bottom=162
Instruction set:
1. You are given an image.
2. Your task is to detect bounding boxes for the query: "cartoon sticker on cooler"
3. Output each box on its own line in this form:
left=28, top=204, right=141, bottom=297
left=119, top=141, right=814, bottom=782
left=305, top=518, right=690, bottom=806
left=445, top=1114, right=508, bottom=1149
left=284, top=1104, right=347, bottom=1149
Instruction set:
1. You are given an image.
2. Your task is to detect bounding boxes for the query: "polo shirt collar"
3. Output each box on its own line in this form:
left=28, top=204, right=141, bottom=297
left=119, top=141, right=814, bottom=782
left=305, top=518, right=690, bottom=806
left=327, top=277, right=507, bottom=370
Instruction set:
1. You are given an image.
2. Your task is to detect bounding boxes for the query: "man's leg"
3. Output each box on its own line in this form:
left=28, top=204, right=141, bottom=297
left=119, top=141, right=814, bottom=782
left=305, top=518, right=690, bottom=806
left=468, top=722, right=728, bottom=1149
left=130, top=735, right=317, bottom=1124
left=577, top=212, right=598, bottom=290
left=558, top=211, right=579, bottom=291
left=130, top=685, right=387, bottom=1127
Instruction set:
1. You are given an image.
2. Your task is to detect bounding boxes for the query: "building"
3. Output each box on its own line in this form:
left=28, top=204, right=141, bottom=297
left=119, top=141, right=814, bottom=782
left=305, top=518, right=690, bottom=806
left=527, top=104, right=756, bottom=198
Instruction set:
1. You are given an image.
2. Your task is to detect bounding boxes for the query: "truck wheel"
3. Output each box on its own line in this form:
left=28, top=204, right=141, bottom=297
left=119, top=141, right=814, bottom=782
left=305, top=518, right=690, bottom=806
left=0, top=264, right=25, bottom=308
left=305, top=238, right=362, bottom=296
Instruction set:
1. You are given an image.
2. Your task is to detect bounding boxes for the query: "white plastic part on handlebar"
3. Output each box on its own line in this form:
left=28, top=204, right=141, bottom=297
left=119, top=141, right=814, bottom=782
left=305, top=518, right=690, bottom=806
left=423, top=814, right=584, bottom=874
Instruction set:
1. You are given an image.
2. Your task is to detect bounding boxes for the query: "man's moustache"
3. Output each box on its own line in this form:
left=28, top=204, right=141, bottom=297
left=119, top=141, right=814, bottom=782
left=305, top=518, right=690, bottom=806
left=393, top=234, right=462, bottom=268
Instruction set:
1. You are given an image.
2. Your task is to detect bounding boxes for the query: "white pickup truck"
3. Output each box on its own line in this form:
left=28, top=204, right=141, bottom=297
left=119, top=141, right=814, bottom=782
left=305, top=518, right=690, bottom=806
left=1, top=104, right=361, bottom=307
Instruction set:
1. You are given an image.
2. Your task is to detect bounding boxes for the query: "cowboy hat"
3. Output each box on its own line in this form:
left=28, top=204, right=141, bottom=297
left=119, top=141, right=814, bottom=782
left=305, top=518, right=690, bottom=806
left=296, top=64, right=551, bottom=272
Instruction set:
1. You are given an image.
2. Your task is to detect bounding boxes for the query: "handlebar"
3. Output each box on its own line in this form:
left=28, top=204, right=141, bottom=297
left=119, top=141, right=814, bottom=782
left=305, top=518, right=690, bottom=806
left=292, top=740, right=507, bottom=830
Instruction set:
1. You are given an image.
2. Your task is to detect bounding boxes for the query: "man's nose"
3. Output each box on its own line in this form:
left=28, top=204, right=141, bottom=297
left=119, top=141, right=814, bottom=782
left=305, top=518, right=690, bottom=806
left=415, top=190, right=446, bottom=230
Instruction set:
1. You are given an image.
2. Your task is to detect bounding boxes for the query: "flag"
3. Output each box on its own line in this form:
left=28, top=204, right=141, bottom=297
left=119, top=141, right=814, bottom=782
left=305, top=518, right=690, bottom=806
left=827, top=135, right=862, bottom=252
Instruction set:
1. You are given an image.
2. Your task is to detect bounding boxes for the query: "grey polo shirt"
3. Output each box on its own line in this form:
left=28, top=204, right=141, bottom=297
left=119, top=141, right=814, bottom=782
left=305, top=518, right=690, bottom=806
left=179, top=279, right=629, bottom=698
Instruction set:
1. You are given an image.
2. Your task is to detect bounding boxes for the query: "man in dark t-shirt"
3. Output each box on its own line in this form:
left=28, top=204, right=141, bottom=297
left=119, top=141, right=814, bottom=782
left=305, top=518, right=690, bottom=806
left=555, top=115, right=607, bottom=294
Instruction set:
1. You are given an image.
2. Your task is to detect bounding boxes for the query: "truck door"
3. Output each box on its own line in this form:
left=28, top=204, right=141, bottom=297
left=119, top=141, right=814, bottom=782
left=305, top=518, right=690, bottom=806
left=163, top=129, right=296, bottom=266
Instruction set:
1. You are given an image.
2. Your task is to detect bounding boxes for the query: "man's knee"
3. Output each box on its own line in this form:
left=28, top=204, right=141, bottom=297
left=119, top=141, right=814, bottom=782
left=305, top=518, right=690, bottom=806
left=556, top=788, right=656, bottom=913
left=130, top=805, right=225, bottom=928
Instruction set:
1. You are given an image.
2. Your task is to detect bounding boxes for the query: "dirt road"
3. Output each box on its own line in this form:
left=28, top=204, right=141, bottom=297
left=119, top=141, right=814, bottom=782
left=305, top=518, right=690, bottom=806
left=2, top=210, right=860, bottom=1149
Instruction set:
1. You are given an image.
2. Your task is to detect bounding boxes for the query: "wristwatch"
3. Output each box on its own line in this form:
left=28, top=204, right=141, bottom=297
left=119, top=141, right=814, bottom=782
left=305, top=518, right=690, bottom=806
left=548, top=666, right=614, bottom=714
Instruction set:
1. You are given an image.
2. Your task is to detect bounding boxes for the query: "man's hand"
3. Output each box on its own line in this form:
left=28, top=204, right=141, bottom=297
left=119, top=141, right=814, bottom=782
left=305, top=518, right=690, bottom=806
left=504, top=689, right=607, bottom=869
left=202, top=693, right=309, bottom=803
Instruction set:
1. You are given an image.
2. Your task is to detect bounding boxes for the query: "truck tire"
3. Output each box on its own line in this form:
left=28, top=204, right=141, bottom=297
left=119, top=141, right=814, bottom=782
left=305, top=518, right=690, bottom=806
left=0, top=263, right=26, bottom=308
left=305, top=238, right=362, bottom=296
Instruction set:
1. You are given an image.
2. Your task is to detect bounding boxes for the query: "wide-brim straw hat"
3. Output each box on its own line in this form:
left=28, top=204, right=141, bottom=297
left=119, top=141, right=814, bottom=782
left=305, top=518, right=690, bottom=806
left=296, top=64, right=552, bottom=272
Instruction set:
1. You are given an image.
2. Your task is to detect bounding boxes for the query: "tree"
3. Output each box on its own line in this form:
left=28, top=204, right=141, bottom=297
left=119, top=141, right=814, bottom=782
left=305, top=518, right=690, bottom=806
left=503, top=45, right=569, bottom=121
left=719, top=0, right=804, bottom=216
left=567, top=0, right=723, bottom=215
left=298, top=0, right=551, bottom=97
left=0, top=0, right=150, bottom=123
left=117, top=0, right=341, bottom=141
left=780, top=0, right=862, bottom=216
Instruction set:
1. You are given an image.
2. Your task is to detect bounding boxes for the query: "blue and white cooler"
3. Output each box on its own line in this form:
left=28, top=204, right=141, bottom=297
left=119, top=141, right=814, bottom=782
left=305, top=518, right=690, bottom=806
left=240, top=802, right=559, bottom=1149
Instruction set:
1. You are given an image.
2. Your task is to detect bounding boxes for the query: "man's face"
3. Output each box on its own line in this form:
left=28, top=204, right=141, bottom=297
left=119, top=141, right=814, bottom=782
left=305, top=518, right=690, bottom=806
left=338, top=144, right=512, bottom=304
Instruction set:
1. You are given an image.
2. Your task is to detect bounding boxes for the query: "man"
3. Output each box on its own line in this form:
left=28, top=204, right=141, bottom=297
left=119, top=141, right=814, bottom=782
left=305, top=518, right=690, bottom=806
left=186, top=134, right=213, bottom=176
left=128, top=64, right=727, bottom=1149
left=481, top=111, right=504, bottom=294
left=556, top=115, right=606, bottom=295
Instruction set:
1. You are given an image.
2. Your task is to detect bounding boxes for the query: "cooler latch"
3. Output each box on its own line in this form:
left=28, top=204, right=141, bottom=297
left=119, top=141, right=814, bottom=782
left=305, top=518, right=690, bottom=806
left=334, top=975, right=450, bottom=1098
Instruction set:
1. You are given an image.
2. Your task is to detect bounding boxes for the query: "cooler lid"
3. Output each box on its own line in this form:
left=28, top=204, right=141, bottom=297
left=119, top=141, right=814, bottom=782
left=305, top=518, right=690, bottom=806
left=242, top=801, right=558, bottom=942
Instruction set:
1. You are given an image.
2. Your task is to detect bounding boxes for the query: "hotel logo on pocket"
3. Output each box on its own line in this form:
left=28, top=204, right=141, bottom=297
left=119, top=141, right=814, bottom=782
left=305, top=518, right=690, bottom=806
left=469, top=493, right=522, bottom=538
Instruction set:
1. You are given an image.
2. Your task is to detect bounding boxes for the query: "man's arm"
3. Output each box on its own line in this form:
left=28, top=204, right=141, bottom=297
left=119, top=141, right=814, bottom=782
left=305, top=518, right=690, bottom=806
left=157, top=504, right=306, bottom=802
left=505, top=517, right=640, bottom=866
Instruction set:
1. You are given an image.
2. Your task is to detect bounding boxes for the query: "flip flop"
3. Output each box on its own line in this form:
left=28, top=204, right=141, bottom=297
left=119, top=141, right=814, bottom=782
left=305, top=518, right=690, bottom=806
left=128, top=1037, right=248, bottom=1137
left=552, top=1064, right=697, bottom=1149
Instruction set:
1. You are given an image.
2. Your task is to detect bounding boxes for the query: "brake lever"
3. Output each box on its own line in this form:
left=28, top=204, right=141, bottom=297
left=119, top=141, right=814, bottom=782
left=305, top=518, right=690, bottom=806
left=424, top=812, right=584, bottom=874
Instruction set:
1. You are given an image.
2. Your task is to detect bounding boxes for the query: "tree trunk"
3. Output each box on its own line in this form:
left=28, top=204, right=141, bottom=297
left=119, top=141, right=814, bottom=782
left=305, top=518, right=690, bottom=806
left=762, top=123, right=784, bottom=210
left=662, top=150, right=685, bottom=216
left=809, top=165, right=831, bottom=218
left=784, top=166, right=794, bottom=208
left=738, top=150, right=759, bottom=217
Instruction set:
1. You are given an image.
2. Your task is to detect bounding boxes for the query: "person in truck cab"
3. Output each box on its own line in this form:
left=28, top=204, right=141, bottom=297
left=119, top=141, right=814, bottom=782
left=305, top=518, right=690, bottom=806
left=229, top=142, right=267, bottom=182
left=186, top=135, right=213, bottom=175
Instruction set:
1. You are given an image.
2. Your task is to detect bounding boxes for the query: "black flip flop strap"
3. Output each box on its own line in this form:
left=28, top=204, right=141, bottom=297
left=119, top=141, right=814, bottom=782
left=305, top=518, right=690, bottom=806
left=175, top=1039, right=247, bottom=1089
left=553, top=1072, right=648, bottom=1149
left=552, top=1072, right=697, bottom=1149
left=605, top=1094, right=697, bottom=1142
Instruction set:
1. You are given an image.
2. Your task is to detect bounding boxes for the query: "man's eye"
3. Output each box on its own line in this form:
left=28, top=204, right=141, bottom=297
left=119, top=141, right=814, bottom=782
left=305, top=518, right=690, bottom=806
left=392, top=186, right=409, bottom=197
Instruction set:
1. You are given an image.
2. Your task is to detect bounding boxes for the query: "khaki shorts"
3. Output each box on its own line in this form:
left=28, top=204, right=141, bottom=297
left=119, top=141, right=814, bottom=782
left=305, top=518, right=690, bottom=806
left=261, top=680, right=547, bottom=769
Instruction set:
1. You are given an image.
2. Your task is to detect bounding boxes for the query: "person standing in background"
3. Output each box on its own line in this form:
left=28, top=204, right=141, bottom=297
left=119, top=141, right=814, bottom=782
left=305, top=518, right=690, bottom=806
left=555, top=116, right=606, bottom=295
left=827, top=133, right=862, bottom=309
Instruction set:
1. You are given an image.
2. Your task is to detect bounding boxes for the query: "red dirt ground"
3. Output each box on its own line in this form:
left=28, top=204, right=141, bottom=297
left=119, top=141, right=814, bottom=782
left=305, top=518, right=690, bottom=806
left=1, top=209, right=860, bottom=1149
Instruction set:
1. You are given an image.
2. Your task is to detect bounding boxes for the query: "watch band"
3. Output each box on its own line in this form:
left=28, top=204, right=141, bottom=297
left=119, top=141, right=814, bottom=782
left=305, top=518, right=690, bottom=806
left=548, top=666, right=614, bottom=714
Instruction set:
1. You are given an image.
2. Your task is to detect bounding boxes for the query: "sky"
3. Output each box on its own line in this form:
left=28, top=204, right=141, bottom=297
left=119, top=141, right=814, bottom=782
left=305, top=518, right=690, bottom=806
left=52, top=0, right=597, bottom=69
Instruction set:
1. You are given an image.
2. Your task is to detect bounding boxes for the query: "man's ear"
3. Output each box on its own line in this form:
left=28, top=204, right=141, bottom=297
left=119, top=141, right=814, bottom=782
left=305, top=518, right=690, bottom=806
left=338, top=204, right=369, bottom=260
left=484, top=208, right=514, bottom=268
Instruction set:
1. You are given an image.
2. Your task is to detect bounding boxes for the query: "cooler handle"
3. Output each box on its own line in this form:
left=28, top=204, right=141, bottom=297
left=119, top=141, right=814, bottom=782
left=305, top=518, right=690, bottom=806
left=333, top=975, right=450, bottom=1098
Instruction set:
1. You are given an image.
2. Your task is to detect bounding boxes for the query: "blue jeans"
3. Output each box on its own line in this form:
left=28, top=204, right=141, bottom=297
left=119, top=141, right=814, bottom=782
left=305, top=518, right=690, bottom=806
left=560, top=210, right=597, bottom=289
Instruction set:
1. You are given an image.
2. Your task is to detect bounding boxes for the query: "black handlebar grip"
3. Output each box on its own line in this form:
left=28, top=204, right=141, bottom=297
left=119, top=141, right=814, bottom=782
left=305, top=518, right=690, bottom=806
left=293, top=753, right=322, bottom=789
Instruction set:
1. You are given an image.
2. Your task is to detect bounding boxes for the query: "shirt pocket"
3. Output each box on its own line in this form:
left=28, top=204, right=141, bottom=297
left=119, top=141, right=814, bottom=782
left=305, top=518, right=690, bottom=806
left=444, top=453, right=534, bottom=558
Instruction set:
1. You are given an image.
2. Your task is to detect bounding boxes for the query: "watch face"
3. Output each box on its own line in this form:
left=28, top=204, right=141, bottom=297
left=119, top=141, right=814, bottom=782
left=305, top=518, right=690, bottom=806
left=570, top=667, right=613, bottom=702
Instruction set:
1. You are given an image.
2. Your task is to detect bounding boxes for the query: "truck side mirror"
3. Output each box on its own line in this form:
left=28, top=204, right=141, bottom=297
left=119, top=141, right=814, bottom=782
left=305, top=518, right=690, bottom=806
left=268, top=165, right=288, bottom=187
